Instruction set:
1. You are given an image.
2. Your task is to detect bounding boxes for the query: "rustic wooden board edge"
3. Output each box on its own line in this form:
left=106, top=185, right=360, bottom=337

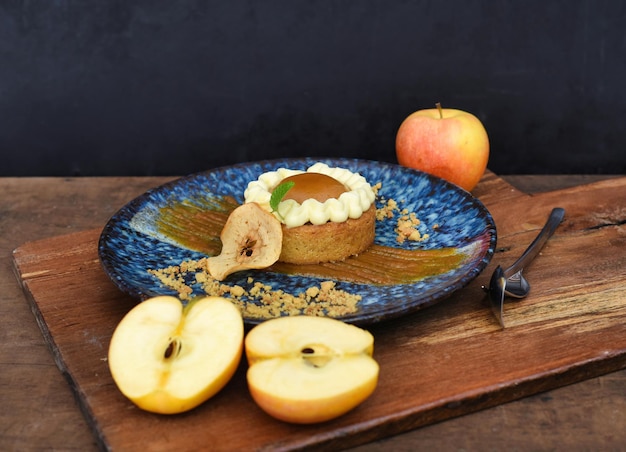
left=10, top=173, right=626, bottom=451
left=280, top=350, right=626, bottom=452
left=12, top=225, right=626, bottom=452
left=14, top=273, right=111, bottom=452
left=311, top=351, right=626, bottom=452
left=12, top=237, right=116, bottom=452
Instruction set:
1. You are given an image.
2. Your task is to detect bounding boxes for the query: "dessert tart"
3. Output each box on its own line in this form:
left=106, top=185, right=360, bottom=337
left=244, top=163, right=376, bottom=264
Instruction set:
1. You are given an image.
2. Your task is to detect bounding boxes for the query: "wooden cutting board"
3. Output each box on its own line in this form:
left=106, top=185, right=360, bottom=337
left=12, top=172, right=626, bottom=451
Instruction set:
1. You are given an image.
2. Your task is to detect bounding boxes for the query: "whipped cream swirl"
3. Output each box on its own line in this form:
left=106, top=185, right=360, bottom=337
left=243, top=162, right=375, bottom=228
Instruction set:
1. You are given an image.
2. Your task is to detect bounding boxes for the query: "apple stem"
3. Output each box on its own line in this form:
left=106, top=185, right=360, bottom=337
left=435, top=102, right=443, bottom=119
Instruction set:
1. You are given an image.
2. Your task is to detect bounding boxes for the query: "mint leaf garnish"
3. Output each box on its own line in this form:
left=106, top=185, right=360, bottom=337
left=270, top=181, right=295, bottom=213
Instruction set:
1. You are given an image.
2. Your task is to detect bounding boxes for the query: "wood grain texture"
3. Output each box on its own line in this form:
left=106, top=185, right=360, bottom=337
left=0, top=176, right=177, bottom=452
left=10, top=173, right=626, bottom=451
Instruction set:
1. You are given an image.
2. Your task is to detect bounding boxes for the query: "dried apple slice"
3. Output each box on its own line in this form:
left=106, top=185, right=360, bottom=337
left=207, top=202, right=282, bottom=281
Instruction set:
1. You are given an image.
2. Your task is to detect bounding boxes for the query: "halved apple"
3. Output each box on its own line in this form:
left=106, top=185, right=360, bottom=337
left=108, top=296, right=243, bottom=414
left=245, top=315, right=379, bottom=424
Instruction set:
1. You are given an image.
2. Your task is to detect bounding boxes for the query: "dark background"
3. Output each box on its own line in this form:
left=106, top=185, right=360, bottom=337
left=1, top=0, right=625, bottom=177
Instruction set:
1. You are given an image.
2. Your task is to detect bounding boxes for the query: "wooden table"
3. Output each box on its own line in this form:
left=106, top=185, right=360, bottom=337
left=1, top=174, right=625, bottom=451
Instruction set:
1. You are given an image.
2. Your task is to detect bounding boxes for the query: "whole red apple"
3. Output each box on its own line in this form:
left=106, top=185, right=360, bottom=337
left=395, top=103, right=489, bottom=191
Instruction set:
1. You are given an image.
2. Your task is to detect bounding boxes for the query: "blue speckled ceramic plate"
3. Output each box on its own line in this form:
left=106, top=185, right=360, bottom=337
left=98, top=158, right=496, bottom=325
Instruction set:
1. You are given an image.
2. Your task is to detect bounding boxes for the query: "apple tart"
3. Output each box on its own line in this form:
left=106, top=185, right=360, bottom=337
left=244, top=163, right=376, bottom=264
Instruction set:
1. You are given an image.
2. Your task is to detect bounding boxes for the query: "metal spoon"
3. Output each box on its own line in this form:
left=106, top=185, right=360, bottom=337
left=486, top=207, right=566, bottom=328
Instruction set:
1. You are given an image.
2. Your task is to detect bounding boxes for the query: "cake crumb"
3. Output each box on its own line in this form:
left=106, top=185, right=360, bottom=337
left=147, top=262, right=362, bottom=319
left=396, top=211, right=430, bottom=244
left=376, top=198, right=398, bottom=220
left=376, top=187, right=432, bottom=244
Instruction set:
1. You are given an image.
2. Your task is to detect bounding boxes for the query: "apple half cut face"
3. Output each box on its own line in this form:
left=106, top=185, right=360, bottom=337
left=108, top=296, right=244, bottom=414
left=245, top=315, right=379, bottom=424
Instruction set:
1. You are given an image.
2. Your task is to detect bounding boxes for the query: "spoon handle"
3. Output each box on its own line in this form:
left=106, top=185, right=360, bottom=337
left=503, top=207, right=566, bottom=278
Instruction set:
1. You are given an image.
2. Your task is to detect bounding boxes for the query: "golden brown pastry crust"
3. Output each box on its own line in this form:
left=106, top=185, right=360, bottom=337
left=279, top=205, right=376, bottom=264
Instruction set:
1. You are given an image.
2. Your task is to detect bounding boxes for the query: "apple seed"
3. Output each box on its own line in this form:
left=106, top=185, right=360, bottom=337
left=164, top=338, right=182, bottom=359
left=239, top=237, right=257, bottom=259
left=301, top=344, right=333, bottom=368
